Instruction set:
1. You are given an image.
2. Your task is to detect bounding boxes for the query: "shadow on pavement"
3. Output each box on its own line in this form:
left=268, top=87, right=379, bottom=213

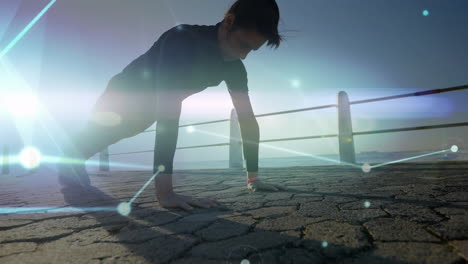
left=60, top=184, right=405, bottom=263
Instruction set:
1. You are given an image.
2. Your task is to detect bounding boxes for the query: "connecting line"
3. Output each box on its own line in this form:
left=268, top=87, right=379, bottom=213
left=0, top=0, right=57, bottom=58
left=193, top=127, right=361, bottom=169
left=116, top=167, right=164, bottom=216
left=0, top=206, right=116, bottom=214
left=40, top=155, right=153, bottom=170
left=370, top=149, right=450, bottom=169
left=194, top=128, right=461, bottom=173
left=1, top=169, right=163, bottom=215
left=85, top=160, right=153, bottom=170
left=259, top=143, right=361, bottom=168
left=129, top=169, right=162, bottom=204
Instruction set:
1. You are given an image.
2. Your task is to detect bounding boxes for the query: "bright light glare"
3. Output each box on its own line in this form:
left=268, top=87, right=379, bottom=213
left=19, top=146, right=42, bottom=169
left=2, top=93, right=40, bottom=118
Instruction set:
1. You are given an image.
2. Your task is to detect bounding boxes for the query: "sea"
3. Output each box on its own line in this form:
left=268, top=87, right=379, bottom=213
left=172, top=149, right=467, bottom=170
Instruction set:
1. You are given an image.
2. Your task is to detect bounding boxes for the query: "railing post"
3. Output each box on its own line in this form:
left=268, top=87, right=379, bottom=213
left=1, top=145, right=9, bottom=176
left=99, top=147, right=109, bottom=172
left=229, top=108, right=244, bottom=169
left=337, top=91, right=356, bottom=164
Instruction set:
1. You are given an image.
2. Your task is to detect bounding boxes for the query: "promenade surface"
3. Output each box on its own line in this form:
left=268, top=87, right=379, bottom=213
left=0, top=161, right=467, bottom=263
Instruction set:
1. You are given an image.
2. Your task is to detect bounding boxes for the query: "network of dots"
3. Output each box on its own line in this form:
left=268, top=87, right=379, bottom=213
left=142, top=69, right=151, bottom=79
left=361, top=163, right=371, bottom=173
left=186, top=126, right=195, bottom=133
left=0, top=0, right=464, bottom=237
left=451, top=145, right=458, bottom=153
left=117, top=202, right=132, bottom=216
left=291, top=79, right=301, bottom=88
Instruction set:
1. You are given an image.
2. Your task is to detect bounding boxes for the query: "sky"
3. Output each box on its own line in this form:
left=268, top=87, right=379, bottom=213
left=0, top=0, right=467, bottom=173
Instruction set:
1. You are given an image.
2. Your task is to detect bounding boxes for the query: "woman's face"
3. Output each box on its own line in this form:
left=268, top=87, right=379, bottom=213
left=218, top=15, right=268, bottom=61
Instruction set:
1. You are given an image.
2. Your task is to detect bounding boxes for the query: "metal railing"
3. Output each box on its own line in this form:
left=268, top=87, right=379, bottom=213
left=3, top=85, right=466, bottom=175
left=91, top=84, right=468, bottom=172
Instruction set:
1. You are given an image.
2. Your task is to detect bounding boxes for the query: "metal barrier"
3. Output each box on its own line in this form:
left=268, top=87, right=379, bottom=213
left=101, top=84, right=468, bottom=171
left=1, top=145, right=9, bottom=175
left=3, top=85, right=466, bottom=175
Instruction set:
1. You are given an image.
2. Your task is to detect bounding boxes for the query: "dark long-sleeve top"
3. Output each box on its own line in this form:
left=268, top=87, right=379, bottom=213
left=112, top=21, right=259, bottom=175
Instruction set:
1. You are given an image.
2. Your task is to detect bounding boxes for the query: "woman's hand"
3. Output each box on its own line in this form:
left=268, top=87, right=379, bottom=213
left=157, top=192, right=221, bottom=212
left=247, top=180, right=287, bottom=192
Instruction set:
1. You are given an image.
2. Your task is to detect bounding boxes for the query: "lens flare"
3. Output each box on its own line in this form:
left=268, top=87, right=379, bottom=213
left=19, top=146, right=41, bottom=169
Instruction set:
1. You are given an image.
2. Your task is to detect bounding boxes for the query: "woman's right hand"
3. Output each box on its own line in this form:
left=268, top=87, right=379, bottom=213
left=157, top=192, right=221, bottom=212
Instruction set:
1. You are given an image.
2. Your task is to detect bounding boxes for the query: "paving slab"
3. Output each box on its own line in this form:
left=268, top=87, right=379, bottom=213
left=0, top=161, right=467, bottom=263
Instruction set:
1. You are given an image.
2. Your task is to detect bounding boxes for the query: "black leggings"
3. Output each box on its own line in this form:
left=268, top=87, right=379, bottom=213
left=65, top=76, right=157, bottom=161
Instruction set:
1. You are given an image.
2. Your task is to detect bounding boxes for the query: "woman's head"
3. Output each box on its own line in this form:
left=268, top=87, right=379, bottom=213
left=218, top=0, right=283, bottom=61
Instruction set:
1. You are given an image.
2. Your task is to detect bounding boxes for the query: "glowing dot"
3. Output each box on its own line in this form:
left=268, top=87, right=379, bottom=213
left=92, top=111, right=122, bottom=127
left=117, top=202, right=131, bottom=216
left=364, top=201, right=371, bottom=208
left=176, top=25, right=184, bottom=30
left=186, top=126, right=195, bottom=133
left=343, top=137, right=353, bottom=143
left=19, top=147, right=41, bottom=169
left=240, top=260, right=250, bottom=264
left=142, top=70, right=151, bottom=79
left=291, top=79, right=301, bottom=88
left=451, top=145, right=458, bottom=153
left=422, top=10, right=429, bottom=16
left=158, top=165, right=165, bottom=172
left=321, top=241, right=328, bottom=248
left=361, top=163, right=371, bottom=173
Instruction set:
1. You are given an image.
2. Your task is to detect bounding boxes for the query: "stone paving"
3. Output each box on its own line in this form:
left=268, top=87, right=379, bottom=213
left=0, top=161, right=467, bottom=263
